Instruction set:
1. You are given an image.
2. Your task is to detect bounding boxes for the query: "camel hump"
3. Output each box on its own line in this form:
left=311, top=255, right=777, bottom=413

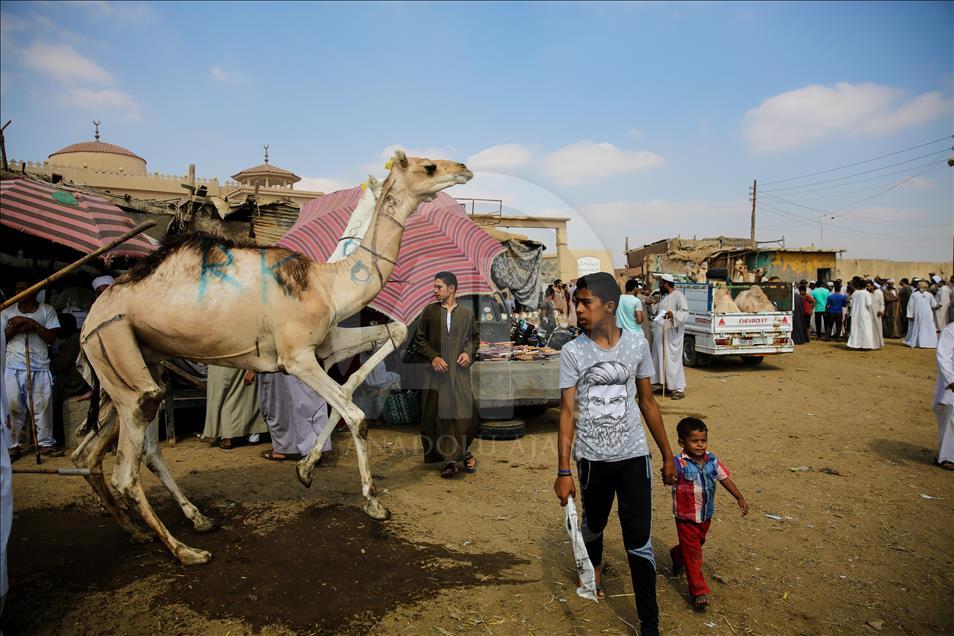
left=119, top=231, right=270, bottom=285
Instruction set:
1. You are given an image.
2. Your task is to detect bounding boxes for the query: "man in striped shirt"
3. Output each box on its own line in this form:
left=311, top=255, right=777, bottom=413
left=670, top=417, right=748, bottom=609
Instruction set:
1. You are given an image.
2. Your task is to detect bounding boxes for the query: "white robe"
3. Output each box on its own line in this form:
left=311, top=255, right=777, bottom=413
left=905, top=290, right=938, bottom=348
left=650, top=290, right=688, bottom=391
left=870, top=288, right=885, bottom=349
left=935, top=284, right=951, bottom=330
left=847, top=290, right=877, bottom=350
left=934, top=323, right=954, bottom=464
left=0, top=320, right=10, bottom=605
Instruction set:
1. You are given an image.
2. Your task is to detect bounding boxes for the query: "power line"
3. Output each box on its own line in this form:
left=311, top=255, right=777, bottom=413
left=759, top=161, right=949, bottom=219
left=759, top=134, right=953, bottom=186
left=760, top=148, right=952, bottom=193
left=757, top=157, right=948, bottom=197
left=758, top=172, right=942, bottom=203
left=756, top=201, right=941, bottom=240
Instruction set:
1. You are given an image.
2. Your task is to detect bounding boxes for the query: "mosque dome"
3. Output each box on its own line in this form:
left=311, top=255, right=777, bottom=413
left=48, top=122, right=147, bottom=175
left=232, top=145, right=300, bottom=189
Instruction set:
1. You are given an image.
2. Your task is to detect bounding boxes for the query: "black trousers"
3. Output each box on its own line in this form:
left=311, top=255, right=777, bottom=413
left=814, top=312, right=826, bottom=336
left=577, top=455, right=658, bottom=632
left=827, top=312, right=843, bottom=339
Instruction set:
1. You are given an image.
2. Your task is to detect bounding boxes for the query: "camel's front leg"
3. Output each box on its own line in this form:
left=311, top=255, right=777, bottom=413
left=139, top=362, right=216, bottom=533
left=298, top=322, right=407, bottom=487
left=143, top=419, right=217, bottom=533
left=286, top=353, right=389, bottom=521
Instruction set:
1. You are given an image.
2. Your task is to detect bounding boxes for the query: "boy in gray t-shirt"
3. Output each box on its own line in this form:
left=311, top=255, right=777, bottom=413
left=559, top=329, right=654, bottom=462
left=554, top=272, right=676, bottom=636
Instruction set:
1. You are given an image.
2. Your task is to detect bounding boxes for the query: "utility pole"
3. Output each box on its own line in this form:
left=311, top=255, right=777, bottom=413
left=749, top=179, right=757, bottom=246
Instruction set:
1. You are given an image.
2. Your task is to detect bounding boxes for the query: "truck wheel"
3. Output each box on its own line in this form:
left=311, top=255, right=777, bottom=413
left=683, top=335, right=699, bottom=367
left=740, top=356, right=764, bottom=367
left=476, top=419, right=526, bottom=441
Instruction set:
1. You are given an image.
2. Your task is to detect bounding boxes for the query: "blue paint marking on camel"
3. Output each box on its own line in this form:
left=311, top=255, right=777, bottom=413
left=260, top=248, right=301, bottom=303
left=198, top=244, right=244, bottom=299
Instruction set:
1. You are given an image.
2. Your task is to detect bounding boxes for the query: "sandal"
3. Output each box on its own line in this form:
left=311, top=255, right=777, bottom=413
left=463, top=455, right=478, bottom=474
left=262, top=449, right=302, bottom=462
left=440, top=462, right=458, bottom=479
left=38, top=446, right=65, bottom=457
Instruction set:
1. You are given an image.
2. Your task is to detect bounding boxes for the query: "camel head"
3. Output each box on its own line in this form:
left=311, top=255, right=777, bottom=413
left=387, top=150, right=473, bottom=202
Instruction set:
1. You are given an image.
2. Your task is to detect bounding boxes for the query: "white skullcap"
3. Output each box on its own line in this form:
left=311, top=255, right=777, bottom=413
left=660, top=274, right=675, bottom=283
left=826, top=281, right=834, bottom=287
left=887, top=279, right=895, bottom=284
left=92, top=275, right=115, bottom=290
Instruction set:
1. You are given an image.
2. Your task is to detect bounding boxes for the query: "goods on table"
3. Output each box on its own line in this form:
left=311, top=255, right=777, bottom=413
left=476, top=341, right=561, bottom=361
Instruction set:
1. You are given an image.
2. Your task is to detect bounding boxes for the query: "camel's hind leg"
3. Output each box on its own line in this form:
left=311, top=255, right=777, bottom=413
left=299, top=323, right=407, bottom=487
left=286, top=353, right=389, bottom=521
left=84, top=324, right=211, bottom=565
left=70, top=395, right=154, bottom=544
left=112, top=401, right=211, bottom=565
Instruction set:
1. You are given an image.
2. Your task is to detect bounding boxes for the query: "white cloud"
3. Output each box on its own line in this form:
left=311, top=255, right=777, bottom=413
left=69, top=1, right=153, bottom=22
left=376, top=144, right=458, bottom=161
left=360, top=144, right=459, bottom=176
left=1, top=11, right=28, bottom=37
left=743, top=82, right=953, bottom=152
left=296, top=176, right=352, bottom=194
left=21, top=41, right=112, bottom=84
left=540, top=141, right=664, bottom=186
left=466, top=143, right=532, bottom=172
left=63, top=87, right=140, bottom=120
left=209, top=65, right=247, bottom=84
left=899, top=176, right=935, bottom=190
left=579, top=199, right=750, bottom=266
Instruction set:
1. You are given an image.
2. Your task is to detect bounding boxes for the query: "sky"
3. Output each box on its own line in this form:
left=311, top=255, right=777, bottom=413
left=1, top=1, right=952, bottom=266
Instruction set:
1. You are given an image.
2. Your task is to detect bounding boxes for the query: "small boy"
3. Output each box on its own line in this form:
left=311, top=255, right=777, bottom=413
left=670, top=417, right=748, bottom=609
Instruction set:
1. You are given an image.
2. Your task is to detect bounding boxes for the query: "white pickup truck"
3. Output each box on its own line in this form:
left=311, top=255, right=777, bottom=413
left=676, top=282, right=794, bottom=367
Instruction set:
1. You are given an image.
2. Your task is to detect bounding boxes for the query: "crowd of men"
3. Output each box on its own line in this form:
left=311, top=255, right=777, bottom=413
left=796, top=274, right=950, bottom=350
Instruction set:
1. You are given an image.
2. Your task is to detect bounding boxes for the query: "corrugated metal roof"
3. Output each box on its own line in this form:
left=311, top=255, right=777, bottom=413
left=251, top=203, right=301, bottom=246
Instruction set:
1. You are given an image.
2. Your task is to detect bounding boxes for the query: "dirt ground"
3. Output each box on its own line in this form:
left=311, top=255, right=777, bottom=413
left=2, top=338, right=951, bottom=635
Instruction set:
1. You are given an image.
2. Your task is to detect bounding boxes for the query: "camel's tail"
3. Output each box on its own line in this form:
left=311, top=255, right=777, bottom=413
left=79, top=374, right=101, bottom=436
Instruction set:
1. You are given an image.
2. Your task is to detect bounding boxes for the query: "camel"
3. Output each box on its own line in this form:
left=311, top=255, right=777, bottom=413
left=712, top=283, right=741, bottom=313
left=686, top=261, right=709, bottom=284
left=731, top=259, right=765, bottom=284
left=73, top=151, right=473, bottom=564
left=735, top=285, right=776, bottom=312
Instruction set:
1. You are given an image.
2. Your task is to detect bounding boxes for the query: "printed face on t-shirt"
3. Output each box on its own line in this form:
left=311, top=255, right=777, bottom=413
left=586, top=384, right=627, bottom=422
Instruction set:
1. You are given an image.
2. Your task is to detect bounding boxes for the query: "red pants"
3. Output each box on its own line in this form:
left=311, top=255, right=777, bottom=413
left=671, top=518, right=711, bottom=597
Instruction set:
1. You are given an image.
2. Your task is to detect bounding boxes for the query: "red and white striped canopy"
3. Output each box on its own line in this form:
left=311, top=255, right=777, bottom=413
left=279, top=188, right=504, bottom=324
left=0, top=177, right=155, bottom=260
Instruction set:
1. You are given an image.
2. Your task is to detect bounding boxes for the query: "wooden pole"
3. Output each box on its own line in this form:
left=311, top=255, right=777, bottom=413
left=662, top=320, right=668, bottom=398
left=24, top=339, right=42, bottom=465
left=1, top=220, right=156, bottom=311
left=0, top=120, right=11, bottom=171
left=12, top=467, right=101, bottom=476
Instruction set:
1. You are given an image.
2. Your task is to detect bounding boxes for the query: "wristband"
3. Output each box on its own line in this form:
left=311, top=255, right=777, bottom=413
left=557, top=469, right=572, bottom=477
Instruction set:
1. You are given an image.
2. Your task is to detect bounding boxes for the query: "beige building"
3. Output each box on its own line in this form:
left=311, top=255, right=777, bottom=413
left=9, top=124, right=324, bottom=207
left=837, top=258, right=951, bottom=282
